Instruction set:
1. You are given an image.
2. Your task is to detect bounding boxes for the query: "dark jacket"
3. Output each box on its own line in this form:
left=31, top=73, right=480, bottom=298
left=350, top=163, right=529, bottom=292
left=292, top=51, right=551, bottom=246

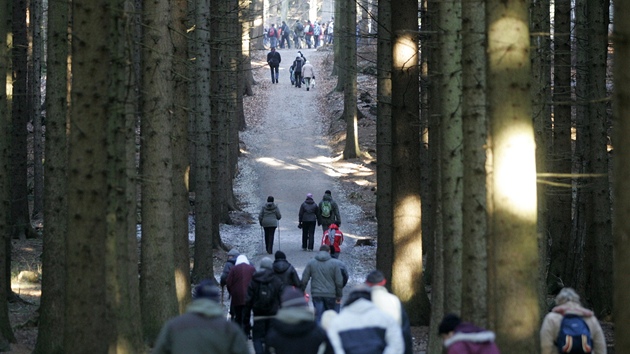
left=272, top=259, right=301, bottom=289
left=299, top=197, right=319, bottom=223
left=245, top=268, right=283, bottom=316
left=267, top=50, right=281, bottom=66
left=266, top=307, right=334, bottom=354
left=318, top=194, right=341, bottom=226
left=152, top=299, right=249, bottom=354
left=259, top=202, right=281, bottom=227
left=226, top=256, right=256, bottom=307
left=220, top=258, right=236, bottom=287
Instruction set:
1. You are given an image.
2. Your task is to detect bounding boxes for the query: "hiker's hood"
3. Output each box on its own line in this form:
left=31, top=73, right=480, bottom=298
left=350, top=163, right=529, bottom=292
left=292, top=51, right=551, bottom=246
left=235, top=255, right=249, bottom=265
left=552, top=301, right=595, bottom=318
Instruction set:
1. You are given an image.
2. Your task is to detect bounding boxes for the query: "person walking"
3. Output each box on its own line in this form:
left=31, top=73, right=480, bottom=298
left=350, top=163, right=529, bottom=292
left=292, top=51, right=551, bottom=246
left=326, top=285, right=404, bottom=354
left=540, top=287, right=607, bottom=354
left=152, top=280, right=249, bottom=354
left=226, top=255, right=256, bottom=337
left=298, top=193, right=318, bottom=250
left=301, top=245, right=344, bottom=324
left=293, top=19, right=304, bottom=49
left=220, top=248, right=240, bottom=320
left=321, top=223, right=343, bottom=259
left=365, top=270, right=413, bottom=354
left=438, top=314, right=501, bottom=354
left=245, top=257, right=284, bottom=354
left=268, top=23, right=279, bottom=49
left=266, top=47, right=281, bottom=84
left=318, top=190, right=341, bottom=232
left=265, top=287, right=334, bottom=354
left=280, top=21, right=291, bottom=49
left=259, top=195, right=282, bottom=254
left=301, top=60, right=315, bottom=91
left=326, top=19, right=334, bottom=44
left=304, top=20, right=314, bottom=48
left=292, top=55, right=305, bottom=89
left=313, top=22, right=321, bottom=48
left=272, top=250, right=301, bottom=289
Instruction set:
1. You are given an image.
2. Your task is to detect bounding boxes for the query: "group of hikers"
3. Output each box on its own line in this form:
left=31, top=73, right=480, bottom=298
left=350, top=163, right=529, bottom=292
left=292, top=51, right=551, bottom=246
left=265, top=18, right=334, bottom=51
left=266, top=49, right=316, bottom=90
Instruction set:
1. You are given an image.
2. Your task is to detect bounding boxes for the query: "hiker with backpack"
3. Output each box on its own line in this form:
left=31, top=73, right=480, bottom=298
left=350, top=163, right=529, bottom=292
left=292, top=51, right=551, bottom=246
left=321, top=223, right=343, bottom=259
left=293, top=19, right=304, bottom=49
left=280, top=21, right=291, bottom=49
left=318, top=190, right=341, bottom=232
left=304, top=20, right=314, bottom=49
left=268, top=24, right=279, bottom=49
left=438, top=313, right=500, bottom=354
left=272, top=250, right=301, bottom=289
left=245, top=257, right=284, bottom=354
left=266, top=47, right=281, bottom=84
left=292, top=55, right=305, bottom=89
left=540, top=287, right=607, bottom=354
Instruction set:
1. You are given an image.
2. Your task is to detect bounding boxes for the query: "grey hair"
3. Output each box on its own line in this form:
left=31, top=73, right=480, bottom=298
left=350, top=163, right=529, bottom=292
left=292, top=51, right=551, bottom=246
left=555, top=287, right=581, bottom=305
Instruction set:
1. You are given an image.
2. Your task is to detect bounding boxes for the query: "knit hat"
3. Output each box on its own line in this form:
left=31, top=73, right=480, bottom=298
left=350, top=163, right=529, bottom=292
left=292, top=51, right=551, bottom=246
left=365, top=270, right=387, bottom=286
left=193, top=280, right=221, bottom=302
left=325, top=190, right=332, bottom=195
left=260, top=257, right=273, bottom=270
left=274, top=250, right=287, bottom=260
left=306, top=193, right=313, bottom=199
left=438, top=314, right=462, bottom=335
left=267, top=196, right=274, bottom=202
left=227, top=248, right=240, bottom=257
left=281, top=287, right=308, bottom=308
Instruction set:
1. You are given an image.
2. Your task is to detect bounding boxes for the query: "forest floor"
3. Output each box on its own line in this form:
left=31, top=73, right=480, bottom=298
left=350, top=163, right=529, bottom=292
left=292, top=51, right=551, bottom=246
left=7, top=42, right=615, bottom=353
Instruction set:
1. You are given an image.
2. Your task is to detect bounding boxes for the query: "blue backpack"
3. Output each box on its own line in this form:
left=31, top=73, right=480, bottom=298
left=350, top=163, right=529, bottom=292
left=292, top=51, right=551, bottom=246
left=556, top=314, right=593, bottom=353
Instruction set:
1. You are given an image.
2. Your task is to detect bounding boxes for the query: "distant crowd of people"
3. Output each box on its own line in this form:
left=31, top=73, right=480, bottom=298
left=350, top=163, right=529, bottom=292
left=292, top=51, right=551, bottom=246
left=265, top=18, right=334, bottom=50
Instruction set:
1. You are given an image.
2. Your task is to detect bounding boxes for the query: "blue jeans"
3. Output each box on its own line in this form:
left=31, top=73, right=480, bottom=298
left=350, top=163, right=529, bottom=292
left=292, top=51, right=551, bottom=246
left=252, top=318, right=272, bottom=354
left=312, top=296, right=338, bottom=324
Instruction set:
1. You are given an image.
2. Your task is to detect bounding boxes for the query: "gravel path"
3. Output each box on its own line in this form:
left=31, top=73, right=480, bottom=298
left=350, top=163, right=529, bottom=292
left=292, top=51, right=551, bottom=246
left=220, top=47, right=376, bottom=292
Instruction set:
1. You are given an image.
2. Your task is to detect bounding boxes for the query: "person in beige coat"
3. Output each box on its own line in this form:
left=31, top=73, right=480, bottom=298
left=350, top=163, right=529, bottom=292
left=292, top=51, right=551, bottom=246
left=540, top=287, right=607, bottom=354
left=301, top=60, right=315, bottom=91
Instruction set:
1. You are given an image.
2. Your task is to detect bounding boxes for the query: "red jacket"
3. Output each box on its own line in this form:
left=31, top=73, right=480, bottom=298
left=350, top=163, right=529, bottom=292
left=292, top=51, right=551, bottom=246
left=321, top=224, right=344, bottom=253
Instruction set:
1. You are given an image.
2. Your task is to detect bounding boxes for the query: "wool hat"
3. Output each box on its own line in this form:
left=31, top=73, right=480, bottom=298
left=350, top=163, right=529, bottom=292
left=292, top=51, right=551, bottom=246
left=260, top=257, right=273, bottom=270
left=325, top=190, right=332, bottom=195
left=227, top=248, right=240, bottom=257
left=267, top=196, right=274, bottom=202
left=281, top=287, right=308, bottom=308
left=274, top=250, right=287, bottom=260
left=306, top=193, right=313, bottom=198
left=438, top=314, right=462, bottom=335
left=193, top=280, right=221, bottom=302
left=365, top=270, right=387, bottom=286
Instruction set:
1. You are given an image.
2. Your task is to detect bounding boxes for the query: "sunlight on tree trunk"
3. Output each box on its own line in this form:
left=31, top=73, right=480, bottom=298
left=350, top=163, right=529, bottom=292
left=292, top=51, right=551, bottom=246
left=487, top=0, right=540, bottom=351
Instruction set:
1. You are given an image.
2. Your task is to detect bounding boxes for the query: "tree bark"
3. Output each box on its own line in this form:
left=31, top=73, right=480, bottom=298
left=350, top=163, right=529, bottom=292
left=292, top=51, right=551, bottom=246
left=342, top=0, right=360, bottom=159
left=487, top=0, right=540, bottom=350
left=30, top=0, right=44, bottom=223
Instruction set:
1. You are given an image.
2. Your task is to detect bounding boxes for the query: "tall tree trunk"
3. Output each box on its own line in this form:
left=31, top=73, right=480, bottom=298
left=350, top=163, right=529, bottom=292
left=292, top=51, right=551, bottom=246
left=191, top=0, right=215, bottom=283
left=546, top=0, right=572, bottom=293
left=172, top=0, right=192, bottom=313
left=0, top=0, right=16, bottom=346
left=375, top=0, right=393, bottom=275
left=486, top=0, right=540, bottom=350
left=461, top=0, right=488, bottom=327
left=438, top=0, right=463, bottom=314
left=530, top=0, right=551, bottom=318
left=65, top=0, right=114, bottom=348
left=612, top=2, right=630, bottom=350
left=34, top=0, right=68, bottom=350
left=391, top=0, right=430, bottom=327
left=30, top=0, right=44, bottom=223
left=241, top=0, right=255, bottom=98
left=139, top=0, right=179, bottom=341
left=11, top=0, right=31, bottom=240
left=342, top=0, right=360, bottom=159
left=251, top=0, right=265, bottom=50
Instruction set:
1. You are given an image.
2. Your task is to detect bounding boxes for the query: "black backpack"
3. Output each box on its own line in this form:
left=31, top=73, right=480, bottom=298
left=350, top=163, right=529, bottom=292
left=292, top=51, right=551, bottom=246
left=296, top=22, right=304, bottom=32
left=252, top=281, right=276, bottom=312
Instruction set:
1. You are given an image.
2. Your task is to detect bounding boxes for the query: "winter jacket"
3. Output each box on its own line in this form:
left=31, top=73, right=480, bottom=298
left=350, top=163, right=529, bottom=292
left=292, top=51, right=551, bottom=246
left=443, top=322, right=501, bottom=354
left=245, top=268, right=283, bottom=316
left=299, top=197, right=319, bottom=223
left=266, top=307, right=334, bottom=354
left=321, top=224, right=344, bottom=253
left=272, top=259, right=301, bottom=289
left=540, top=301, right=607, bottom=354
left=301, top=251, right=344, bottom=298
left=226, top=255, right=256, bottom=307
left=267, top=50, right=281, bottom=66
left=152, top=298, right=249, bottom=354
left=370, top=286, right=413, bottom=354
left=302, top=62, right=315, bottom=79
left=326, top=298, right=404, bottom=354
left=259, top=202, right=281, bottom=228
left=318, top=194, right=341, bottom=227
left=220, top=258, right=236, bottom=287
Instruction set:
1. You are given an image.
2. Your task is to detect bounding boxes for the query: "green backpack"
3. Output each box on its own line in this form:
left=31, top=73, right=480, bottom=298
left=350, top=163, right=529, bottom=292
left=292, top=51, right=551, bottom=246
left=321, top=201, right=332, bottom=218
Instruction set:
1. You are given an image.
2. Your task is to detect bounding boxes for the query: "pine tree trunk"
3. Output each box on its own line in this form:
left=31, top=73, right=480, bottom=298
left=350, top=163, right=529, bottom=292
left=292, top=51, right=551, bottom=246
left=30, top=0, right=44, bottom=222
left=342, top=0, right=360, bottom=159
left=487, top=0, right=540, bottom=350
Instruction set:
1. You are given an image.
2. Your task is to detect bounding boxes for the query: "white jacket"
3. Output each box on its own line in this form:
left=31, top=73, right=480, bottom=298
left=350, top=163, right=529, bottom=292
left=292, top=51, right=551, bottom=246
left=302, top=63, right=315, bottom=78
